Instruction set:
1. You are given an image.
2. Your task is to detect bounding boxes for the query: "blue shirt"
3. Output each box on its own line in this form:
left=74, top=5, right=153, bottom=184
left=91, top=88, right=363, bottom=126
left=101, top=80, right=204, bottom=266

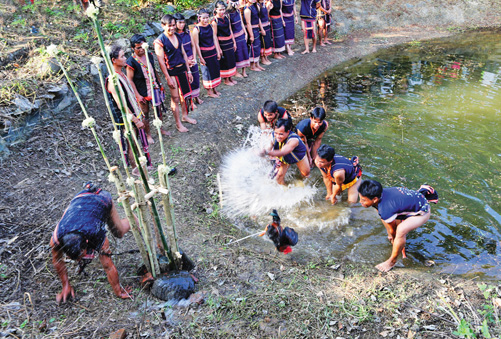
left=376, top=187, right=430, bottom=223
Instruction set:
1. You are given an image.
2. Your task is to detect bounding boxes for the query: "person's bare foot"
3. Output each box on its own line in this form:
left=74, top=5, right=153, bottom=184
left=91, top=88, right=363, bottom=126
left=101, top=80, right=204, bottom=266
left=160, top=128, right=171, bottom=137
left=261, top=59, right=272, bottom=65
left=207, top=92, right=219, bottom=98
left=230, top=79, right=238, bottom=85
left=258, top=65, right=266, bottom=71
left=375, top=259, right=396, bottom=272
left=251, top=67, right=262, bottom=72
left=191, top=101, right=198, bottom=109
left=215, top=90, right=221, bottom=97
left=182, top=116, right=197, bottom=125
left=224, top=79, right=236, bottom=86
left=312, top=48, right=317, bottom=53
left=242, top=72, right=248, bottom=77
left=301, top=49, right=310, bottom=54
left=320, top=42, right=326, bottom=46
left=147, top=135, right=154, bottom=144
left=194, top=97, right=203, bottom=104
left=234, top=72, right=244, bottom=78
left=325, top=40, right=332, bottom=45
left=176, top=124, right=189, bottom=133
left=287, top=48, right=294, bottom=56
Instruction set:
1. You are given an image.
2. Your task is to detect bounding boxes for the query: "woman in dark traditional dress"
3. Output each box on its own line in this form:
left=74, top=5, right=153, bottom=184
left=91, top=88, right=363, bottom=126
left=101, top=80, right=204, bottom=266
left=281, top=0, right=297, bottom=55
left=244, top=0, right=265, bottom=71
left=193, top=8, right=223, bottom=98
left=258, top=0, right=273, bottom=65
left=213, top=1, right=238, bottom=86
left=227, top=0, right=250, bottom=78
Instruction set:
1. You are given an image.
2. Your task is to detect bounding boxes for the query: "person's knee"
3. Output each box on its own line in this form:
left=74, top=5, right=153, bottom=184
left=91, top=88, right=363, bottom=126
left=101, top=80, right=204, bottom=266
left=170, top=96, right=180, bottom=106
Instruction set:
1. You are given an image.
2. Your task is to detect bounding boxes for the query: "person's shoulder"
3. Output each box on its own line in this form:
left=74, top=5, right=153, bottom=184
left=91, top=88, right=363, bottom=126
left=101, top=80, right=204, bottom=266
left=296, top=118, right=310, bottom=131
left=126, top=55, right=136, bottom=66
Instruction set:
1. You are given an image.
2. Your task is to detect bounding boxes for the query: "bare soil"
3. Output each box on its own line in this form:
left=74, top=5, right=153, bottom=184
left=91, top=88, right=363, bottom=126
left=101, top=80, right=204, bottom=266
left=1, top=0, right=501, bottom=338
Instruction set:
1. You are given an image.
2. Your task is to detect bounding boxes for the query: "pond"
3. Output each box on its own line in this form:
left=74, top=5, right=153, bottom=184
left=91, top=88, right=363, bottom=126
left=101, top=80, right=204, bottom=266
left=221, top=30, right=501, bottom=278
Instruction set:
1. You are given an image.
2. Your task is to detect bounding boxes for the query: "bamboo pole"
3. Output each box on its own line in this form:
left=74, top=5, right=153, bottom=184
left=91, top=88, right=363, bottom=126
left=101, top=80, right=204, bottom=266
left=88, top=8, right=169, bottom=266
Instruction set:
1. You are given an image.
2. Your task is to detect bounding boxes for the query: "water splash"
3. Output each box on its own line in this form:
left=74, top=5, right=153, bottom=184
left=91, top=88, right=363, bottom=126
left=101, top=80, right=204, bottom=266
left=220, top=126, right=317, bottom=217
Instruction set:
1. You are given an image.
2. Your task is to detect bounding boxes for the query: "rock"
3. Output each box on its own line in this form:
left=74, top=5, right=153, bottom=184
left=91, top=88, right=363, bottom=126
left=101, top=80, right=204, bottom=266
left=39, top=57, right=62, bottom=78
left=188, top=291, right=206, bottom=305
left=13, top=94, right=38, bottom=114
left=114, top=38, right=131, bottom=54
left=142, top=24, right=156, bottom=37
left=54, top=93, right=76, bottom=113
left=150, top=22, right=163, bottom=34
left=109, top=328, right=127, bottom=339
left=164, top=5, right=176, bottom=13
left=151, top=271, right=196, bottom=301
left=46, top=83, right=69, bottom=97
left=182, top=9, right=198, bottom=21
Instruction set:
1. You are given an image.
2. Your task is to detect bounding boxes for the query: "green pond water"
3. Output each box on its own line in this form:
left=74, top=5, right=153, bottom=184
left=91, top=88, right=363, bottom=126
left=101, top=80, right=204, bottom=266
left=280, top=30, right=501, bottom=278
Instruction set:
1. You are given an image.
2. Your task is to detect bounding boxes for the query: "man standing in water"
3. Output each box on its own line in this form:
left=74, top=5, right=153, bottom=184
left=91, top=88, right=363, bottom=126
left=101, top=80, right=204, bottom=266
left=314, top=144, right=361, bottom=204
left=358, top=179, right=438, bottom=272
left=260, top=118, right=310, bottom=185
left=50, top=182, right=133, bottom=303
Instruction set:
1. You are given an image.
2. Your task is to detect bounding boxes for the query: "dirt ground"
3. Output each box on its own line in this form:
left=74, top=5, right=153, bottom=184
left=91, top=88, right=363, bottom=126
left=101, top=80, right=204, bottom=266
left=1, top=0, right=501, bottom=338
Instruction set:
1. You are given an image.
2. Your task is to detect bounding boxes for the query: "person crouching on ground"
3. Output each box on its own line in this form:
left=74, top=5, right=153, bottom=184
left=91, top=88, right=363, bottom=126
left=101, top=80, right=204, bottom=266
left=358, top=179, right=438, bottom=272
left=314, top=144, right=361, bottom=204
left=296, top=106, right=328, bottom=168
left=50, top=182, right=134, bottom=303
left=260, top=118, right=310, bottom=185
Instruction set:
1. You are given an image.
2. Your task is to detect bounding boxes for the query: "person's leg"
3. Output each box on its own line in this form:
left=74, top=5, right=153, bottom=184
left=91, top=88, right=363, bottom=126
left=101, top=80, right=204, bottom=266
left=139, top=101, right=154, bottom=144
left=376, top=211, right=431, bottom=272
left=318, top=18, right=326, bottom=46
left=275, top=163, right=290, bottom=185
left=295, top=157, right=311, bottom=177
left=180, top=93, right=197, bottom=125
left=347, top=178, right=361, bottom=204
left=311, top=22, right=318, bottom=53
left=301, top=20, right=310, bottom=54
left=169, top=84, right=188, bottom=132
left=99, top=238, right=132, bottom=299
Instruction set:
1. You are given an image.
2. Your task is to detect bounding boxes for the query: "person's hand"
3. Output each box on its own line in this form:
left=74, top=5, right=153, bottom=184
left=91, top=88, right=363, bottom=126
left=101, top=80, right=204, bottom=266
left=199, top=57, right=206, bottom=66
left=234, top=43, right=237, bottom=51
left=135, top=119, right=144, bottom=129
left=167, top=77, right=176, bottom=89
left=249, top=35, right=254, bottom=43
left=217, top=50, right=221, bottom=60
left=257, top=149, right=266, bottom=157
left=330, top=195, right=338, bottom=205
left=116, top=285, right=133, bottom=299
left=56, top=283, right=75, bottom=303
left=295, top=16, right=299, bottom=24
left=327, top=9, right=332, bottom=14
left=282, top=20, right=286, bottom=27
left=136, top=94, right=146, bottom=103
left=387, top=234, right=394, bottom=244
left=188, top=58, right=196, bottom=67
left=261, top=29, right=266, bottom=35
left=188, top=73, right=193, bottom=83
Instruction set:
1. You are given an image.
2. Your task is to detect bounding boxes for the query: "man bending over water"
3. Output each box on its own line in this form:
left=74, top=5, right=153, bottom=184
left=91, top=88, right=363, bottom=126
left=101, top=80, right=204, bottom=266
left=260, top=118, right=310, bottom=185
left=358, top=179, right=438, bottom=272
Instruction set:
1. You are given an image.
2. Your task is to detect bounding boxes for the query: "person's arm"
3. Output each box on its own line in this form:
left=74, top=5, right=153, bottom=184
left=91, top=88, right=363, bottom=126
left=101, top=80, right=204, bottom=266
left=280, top=0, right=286, bottom=27
left=107, top=80, right=144, bottom=129
left=189, top=34, right=197, bottom=66
left=296, top=130, right=312, bottom=165
left=267, top=138, right=299, bottom=157
left=228, top=20, right=237, bottom=51
left=154, top=41, right=176, bottom=89
left=180, top=42, right=194, bottom=83
left=240, top=10, right=249, bottom=40
left=331, top=170, right=345, bottom=204
left=50, top=239, right=75, bottom=303
left=107, top=201, right=132, bottom=238
left=244, top=8, right=255, bottom=43
left=211, top=20, right=222, bottom=59
left=258, top=7, right=266, bottom=35
left=99, top=238, right=132, bottom=299
left=319, top=169, right=334, bottom=200
left=191, top=26, right=206, bottom=66
left=126, top=63, right=146, bottom=104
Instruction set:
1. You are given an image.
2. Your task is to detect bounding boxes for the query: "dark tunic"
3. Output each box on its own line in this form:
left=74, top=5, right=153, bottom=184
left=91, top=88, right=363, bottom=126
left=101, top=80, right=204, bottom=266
left=52, top=189, right=113, bottom=252
left=320, top=155, right=358, bottom=185
left=272, top=132, right=307, bottom=164
left=215, top=15, right=237, bottom=78
left=196, top=24, right=222, bottom=89
left=295, top=118, right=328, bottom=145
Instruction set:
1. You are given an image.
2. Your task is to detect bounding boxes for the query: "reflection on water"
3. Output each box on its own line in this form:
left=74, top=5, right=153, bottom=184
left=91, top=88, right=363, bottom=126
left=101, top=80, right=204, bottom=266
left=222, top=30, right=501, bottom=278
left=281, top=30, right=501, bottom=278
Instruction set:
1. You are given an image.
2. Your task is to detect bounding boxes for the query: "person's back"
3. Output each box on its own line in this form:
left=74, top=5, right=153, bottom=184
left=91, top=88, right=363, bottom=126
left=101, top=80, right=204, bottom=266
left=376, top=187, right=430, bottom=223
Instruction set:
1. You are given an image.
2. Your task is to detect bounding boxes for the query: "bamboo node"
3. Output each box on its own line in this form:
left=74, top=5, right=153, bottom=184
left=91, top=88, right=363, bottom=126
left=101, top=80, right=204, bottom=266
left=108, top=173, right=116, bottom=183
left=175, top=252, right=182, bottom=259
left=148, top=178, right=155, bottom=185
left=141, top=42, right=149, bottom=50
left=126, top=177, right=135, bottom=187
left=158, top=165, right=169, bottom=176
left=139, top=156, right=147, bottom=165
left=85, top=3, right=99, bottom=19
left=82, top=117, right=96, bottom=129
left=112, top=130, right=121, bottom=145
left=152, top=118, right=163, bottom=128
left=47, top=44, right=59, bottom=57
left=90, top=56, right=103, bottom=66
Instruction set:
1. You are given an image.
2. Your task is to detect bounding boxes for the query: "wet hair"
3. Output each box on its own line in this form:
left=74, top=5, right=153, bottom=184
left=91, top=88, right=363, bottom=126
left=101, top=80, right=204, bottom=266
left=60, top=233, right=84, bottom=260
left=161, top=14, right=176, bottom=26
left=311, top=106, right=326, bottom=120
left=263, top=100, right=278, bottom=113
left=198, top=8, right=210, bottom=19
left=275, top=118, right=292, bottom=132
left=83, top=181, right=101, bottom=193
left=109, top=45, right=122, bottom=62
left=129, top=34, right=146, bottom=48
left=316, top=144, right=335, bottom=161
left=358, top=180, right=383, bottom=199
